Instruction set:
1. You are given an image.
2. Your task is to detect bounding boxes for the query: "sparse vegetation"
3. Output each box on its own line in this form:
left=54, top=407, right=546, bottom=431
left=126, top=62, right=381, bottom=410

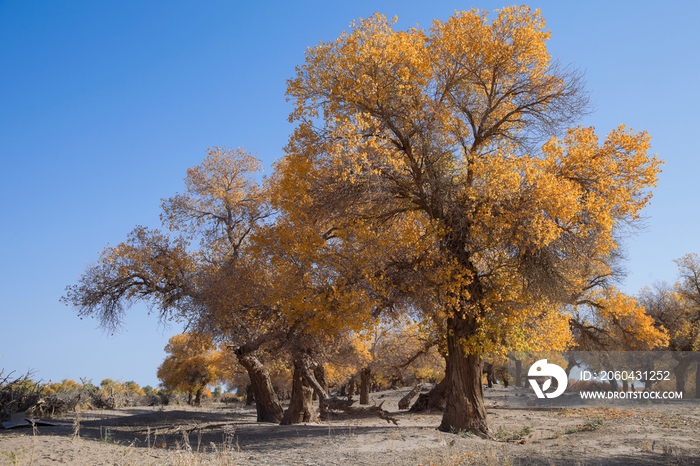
left=494, top=425, right=532, bottom=442
left=564, top=418, right=604, bottom=434
left=0, top=370, right=43, bottom=423
left=0, top=371, right=184, bottom=423
left=1, top=386, right=699, bottom=465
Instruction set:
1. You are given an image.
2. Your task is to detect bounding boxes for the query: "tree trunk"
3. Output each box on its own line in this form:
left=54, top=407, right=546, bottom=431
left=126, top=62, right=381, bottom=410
left=187, top=392, right=193, bottom=405
left=644, top=357, right=655, bottom=391
left=673, top=355, right=692, bottom=394
left=236, top=351, right=284, bottom=423
left=245, top=383, right=255, bottom=406
left=313, top=364, right=327, bottom=401
left=564, top=354, right=580, bottom=377
left=280, top=359, right=317, bottom=425
left=438, top=315, right=488, bottom=435
left=348, top=376, right=357, bottom=396
left=410, top=357, right=449, bottom=412
left=695, top=361, right=700, bottom=399
left=398, top=383, right=423, bottom=410
left=514, top=358, right=523, bottom=388
left=360, top=368, right=371, bottom=405
left=483, top=362, right=494, bottom=388
left=194, top=387, right=203, bottom=406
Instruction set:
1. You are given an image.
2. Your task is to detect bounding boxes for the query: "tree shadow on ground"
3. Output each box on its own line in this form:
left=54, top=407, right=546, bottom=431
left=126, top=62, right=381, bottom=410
left=2, top=406, right=698, bottom=466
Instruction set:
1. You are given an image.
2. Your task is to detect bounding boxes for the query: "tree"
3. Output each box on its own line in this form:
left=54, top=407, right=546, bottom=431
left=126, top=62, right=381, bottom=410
left=157, top=333, right=220, bottom=405
left=279, top=7, right=661, bottom=434
left=639, top=254, right=700, bottom=395
left=62, top=226, right=196, bottom=332
left=570, top=286, right=668, bottom=352
left=342, top=319, right=442, bottom=405
left=63, top=147, right=288, bottom=422
left=674, top=253, right=700, bottom=352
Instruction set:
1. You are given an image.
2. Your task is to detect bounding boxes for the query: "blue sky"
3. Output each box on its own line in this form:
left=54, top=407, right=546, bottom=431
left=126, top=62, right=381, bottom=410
left=1, top=1, right=698, bottom=388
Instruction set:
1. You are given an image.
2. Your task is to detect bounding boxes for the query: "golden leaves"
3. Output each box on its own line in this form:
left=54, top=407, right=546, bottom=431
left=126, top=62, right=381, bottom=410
left=157, top=332, right=220, bottom=395
left=278, top=6, right=661, bottom=356
left=573, top=287, right=669, bottom=351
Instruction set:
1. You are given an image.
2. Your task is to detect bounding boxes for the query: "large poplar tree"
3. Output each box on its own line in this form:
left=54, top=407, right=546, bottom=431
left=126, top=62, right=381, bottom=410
left=278, top=7, right=661, bottom=434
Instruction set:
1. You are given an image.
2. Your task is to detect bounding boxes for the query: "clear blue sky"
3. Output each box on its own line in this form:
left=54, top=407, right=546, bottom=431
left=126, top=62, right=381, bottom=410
left=1, top=1, right=698, bottom=388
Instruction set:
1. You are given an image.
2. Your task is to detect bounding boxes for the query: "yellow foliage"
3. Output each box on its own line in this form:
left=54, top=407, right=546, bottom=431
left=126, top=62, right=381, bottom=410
left=572, top=286, right=668, bottom=351
left=157, top=332, right=220, bottom=398
left=44, top=379, right=82, bottom=395
left=639, top=254, right=700, bottom=352
left=279, top=6, right=662, bottom=360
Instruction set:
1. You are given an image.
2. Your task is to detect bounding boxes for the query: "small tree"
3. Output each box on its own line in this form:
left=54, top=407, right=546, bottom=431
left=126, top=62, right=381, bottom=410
left=157, top=333, right=220, bottom=405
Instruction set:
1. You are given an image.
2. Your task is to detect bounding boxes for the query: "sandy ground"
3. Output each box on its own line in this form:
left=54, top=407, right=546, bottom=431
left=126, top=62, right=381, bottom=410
left=1, top=385, right=699, bottom=465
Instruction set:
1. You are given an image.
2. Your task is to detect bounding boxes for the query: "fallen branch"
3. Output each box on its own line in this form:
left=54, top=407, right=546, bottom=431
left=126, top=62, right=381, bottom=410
left=133, top=421, right=233, bottom=435
left=323, top=400, right=399, bottom=425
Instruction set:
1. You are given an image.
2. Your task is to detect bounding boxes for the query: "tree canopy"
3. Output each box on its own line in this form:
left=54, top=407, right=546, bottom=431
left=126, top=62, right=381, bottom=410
left=278, top=6, right=661, bottom=433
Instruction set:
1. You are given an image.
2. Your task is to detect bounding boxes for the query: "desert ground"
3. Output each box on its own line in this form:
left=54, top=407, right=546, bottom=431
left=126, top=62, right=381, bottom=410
left=1, top=385, right=699, bottom=466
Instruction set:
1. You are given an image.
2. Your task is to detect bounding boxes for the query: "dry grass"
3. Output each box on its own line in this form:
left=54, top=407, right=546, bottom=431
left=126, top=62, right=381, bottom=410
left=2, top=388, right=699, bottom=465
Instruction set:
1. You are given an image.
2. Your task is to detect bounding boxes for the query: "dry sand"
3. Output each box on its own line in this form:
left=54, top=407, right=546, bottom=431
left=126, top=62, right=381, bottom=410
left=1, top=385, right=699, bottom=465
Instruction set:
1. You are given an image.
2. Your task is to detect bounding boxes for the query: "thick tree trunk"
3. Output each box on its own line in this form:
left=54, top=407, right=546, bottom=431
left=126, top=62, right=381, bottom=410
left=438, top=315, right=488, bottom=435
left=360, top=368, right=371, bottom=405
left=673, top=355, right=692, bottom=394
left=194, top=387, right=203, bottom=406
left=236, top=351, right=284, bottom=423
left=280, top=359, right=317, bottom=425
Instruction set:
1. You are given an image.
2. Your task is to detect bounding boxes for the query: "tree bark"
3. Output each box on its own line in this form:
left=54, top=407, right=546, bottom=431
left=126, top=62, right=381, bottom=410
left=483, top=362, right=494, bottom=388
left=410, top=358, right=449, bottom=412
left=245, top=383, right=254, bottom=406
left=280, top=359, right=317, bottom=425
left=398, top=383, right=423, bottom=410
left=438, top=315, right=488, bottom=435
left=564, top=354, right=580, bottom=378
left=194, top=387, right=203, bottom=406
left=673, top=354, right=693, bottom=394
left=360, top=368, right=371, bottom=405
left=348, top=376, right=357, bottom=396
left=235, top=351, right=284, bottom=423
left=695, top=361, right=700, bottom=399
left=313, top=364, right=327, bottom=401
